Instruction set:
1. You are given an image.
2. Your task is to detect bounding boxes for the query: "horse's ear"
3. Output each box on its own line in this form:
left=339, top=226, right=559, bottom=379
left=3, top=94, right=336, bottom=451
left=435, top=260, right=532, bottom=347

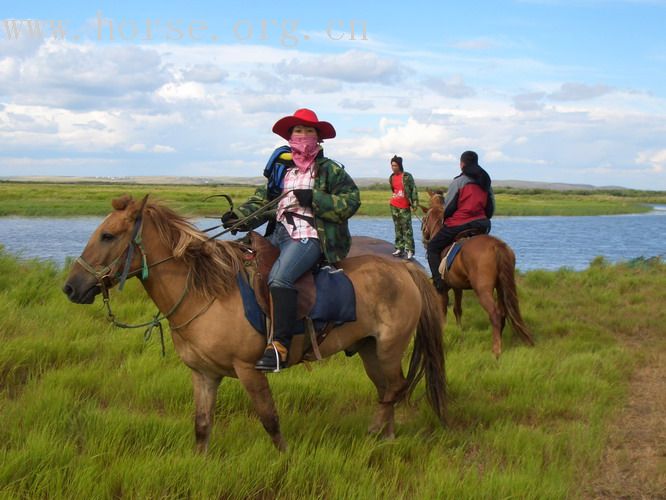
left=426, top=188, right=433, bottom=196
left=112, top=195, right=132, bottom=211
left=128, top=194, right=150, bottom=220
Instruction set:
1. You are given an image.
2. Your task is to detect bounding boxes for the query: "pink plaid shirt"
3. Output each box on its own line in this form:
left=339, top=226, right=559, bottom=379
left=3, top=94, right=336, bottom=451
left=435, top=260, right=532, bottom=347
left=277, top=167, right=319, bottom=240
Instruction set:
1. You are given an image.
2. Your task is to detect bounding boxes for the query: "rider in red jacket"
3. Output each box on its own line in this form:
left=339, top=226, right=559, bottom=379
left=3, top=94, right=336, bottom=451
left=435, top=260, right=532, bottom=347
left=427, top=151, right=495, bottom=290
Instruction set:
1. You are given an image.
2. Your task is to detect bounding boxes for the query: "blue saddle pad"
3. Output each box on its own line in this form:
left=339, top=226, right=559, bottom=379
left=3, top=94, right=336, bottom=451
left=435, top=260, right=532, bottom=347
left=445, top=242, right=463, bottom=271
left=237, top=267, right=356, bottom=336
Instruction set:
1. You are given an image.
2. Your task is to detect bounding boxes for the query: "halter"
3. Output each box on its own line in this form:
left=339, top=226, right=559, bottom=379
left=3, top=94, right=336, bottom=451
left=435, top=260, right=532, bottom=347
left=75, top=193, right=289, bottom=355
left=74, top=197, right=192, bottom=356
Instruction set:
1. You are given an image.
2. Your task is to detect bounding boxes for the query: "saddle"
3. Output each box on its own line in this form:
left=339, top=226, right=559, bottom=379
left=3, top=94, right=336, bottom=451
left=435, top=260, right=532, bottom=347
left=439, top=228, right=486, bottom=276
left=245, top=231, right=316, bottom=319
left=441, top=228, right=485, bottom=257
left=241, top=231, right=355, bottom=365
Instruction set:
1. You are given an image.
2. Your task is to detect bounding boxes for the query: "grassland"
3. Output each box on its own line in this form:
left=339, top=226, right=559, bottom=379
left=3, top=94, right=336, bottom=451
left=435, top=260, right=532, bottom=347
left=2, top=181, right=665, bottom=217
left=1, top=250, right=665, bottom=498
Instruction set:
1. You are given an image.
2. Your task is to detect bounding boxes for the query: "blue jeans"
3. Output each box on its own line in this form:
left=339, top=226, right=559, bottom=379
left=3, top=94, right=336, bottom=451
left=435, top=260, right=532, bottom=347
left=267, top=223, right=322, bottom=289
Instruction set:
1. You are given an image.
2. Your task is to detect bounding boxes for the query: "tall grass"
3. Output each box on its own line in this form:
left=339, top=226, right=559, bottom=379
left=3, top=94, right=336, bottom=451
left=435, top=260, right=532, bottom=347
left=2, top=182, right=663, bottom=217
left=1, top=249, right=665, bottom=498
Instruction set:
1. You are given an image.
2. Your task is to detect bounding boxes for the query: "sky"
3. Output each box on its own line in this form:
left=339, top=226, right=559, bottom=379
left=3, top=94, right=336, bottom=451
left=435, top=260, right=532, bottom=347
left=1, top=0, right=665, bottom=189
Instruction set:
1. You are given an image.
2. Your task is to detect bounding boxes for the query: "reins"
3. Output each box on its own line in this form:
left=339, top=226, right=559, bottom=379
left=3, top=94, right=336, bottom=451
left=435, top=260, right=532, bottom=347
left=76, top=192, right=289, bottom=355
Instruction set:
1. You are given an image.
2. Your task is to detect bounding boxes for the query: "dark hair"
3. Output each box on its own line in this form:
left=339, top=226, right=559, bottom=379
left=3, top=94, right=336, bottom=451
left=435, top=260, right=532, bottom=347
left=460, top=150, right=491, bottom=192
left=391, top=155, right=404, bottom=172
left=460, top=150, right=478, bottom=168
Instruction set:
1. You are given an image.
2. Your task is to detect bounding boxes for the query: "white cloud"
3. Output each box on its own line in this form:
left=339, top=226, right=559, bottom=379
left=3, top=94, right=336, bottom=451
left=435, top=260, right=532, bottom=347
left=548, top=82, right=613, bottom=101
left=1, top=36, right=666, bottom=189
left=339, top=98, right=375, bottom=110
left=276, top=49, right=403, bottom=83
left=451, top=38, right=497, bottom=50
left=156, top=81, right=208, bottom=102
left=182, top=64, right=228, bottom=83
left=152, top=144, right=175, bottom=153
left=636, top=149, right=666, bottom=172
left=424, top=75, right=476, bottom=99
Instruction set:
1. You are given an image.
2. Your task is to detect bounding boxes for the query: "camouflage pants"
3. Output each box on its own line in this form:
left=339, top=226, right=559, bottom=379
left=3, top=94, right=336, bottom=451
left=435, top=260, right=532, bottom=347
left=390, top=206, right=415, bottom=252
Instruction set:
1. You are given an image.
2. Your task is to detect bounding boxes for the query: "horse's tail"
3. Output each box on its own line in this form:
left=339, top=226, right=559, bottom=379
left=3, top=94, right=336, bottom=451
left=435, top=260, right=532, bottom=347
left=404, top=264, right=447, bottom=425
left=495, top=241, right=535, bottom=346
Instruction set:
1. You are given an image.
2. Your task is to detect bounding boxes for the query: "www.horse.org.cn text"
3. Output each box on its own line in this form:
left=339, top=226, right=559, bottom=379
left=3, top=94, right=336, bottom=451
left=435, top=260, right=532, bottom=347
left=2, top=13, right=369, bottom=47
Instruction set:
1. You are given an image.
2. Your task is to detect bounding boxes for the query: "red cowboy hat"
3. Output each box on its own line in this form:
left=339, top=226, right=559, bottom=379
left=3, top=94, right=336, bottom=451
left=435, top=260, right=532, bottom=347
left=272, top=108, right=336, bottom=140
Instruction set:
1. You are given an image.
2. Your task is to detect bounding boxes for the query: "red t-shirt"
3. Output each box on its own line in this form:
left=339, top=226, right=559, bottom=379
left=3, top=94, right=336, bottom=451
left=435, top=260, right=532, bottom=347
left=390, top=173, right=410, bottom=209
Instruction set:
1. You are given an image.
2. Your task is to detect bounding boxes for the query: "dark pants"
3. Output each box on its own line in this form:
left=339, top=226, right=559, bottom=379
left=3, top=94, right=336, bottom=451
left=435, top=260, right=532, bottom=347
left=427, top=218, right=491, bottom=285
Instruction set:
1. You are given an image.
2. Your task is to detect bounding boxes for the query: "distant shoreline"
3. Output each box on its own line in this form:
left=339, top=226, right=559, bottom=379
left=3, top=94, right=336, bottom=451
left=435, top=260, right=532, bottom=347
left=0, top=176, right=629, bottom=192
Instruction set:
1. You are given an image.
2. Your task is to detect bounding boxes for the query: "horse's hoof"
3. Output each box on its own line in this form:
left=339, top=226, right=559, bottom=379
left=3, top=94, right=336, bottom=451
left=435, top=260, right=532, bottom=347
left=273, top=436, right=287, bottom=452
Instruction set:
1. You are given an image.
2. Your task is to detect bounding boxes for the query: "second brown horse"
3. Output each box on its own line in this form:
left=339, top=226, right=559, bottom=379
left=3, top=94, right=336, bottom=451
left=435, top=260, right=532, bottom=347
left=421, top=190, right=534, bottom=357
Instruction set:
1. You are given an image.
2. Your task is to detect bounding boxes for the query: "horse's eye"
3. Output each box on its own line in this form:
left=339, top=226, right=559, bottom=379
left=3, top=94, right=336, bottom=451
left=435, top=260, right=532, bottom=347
left=101, top=232, right=115, bottom=242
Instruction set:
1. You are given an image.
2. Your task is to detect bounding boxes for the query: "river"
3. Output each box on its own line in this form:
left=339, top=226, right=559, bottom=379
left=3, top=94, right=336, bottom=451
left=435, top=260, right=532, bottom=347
left=1, top=208, right=665, bottom=271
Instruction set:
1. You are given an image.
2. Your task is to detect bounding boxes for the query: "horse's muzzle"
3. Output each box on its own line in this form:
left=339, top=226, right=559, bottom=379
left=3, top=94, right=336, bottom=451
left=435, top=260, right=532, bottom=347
left=62, top=276, right=101, bottom=304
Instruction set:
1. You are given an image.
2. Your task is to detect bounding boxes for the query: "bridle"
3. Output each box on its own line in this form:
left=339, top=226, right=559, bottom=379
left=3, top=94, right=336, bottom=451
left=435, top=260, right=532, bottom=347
left=74, top=197, right=194, bottom=355
left=421, top=194, right=445, bottom=247
left=74, top=192, right=290, bottom=355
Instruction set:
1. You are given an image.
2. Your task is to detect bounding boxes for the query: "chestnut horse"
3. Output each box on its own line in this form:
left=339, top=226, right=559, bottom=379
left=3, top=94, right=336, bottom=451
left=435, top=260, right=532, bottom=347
left=63, top=195, right=446, bottom=451
left=421, top=190, right=534, bottom=357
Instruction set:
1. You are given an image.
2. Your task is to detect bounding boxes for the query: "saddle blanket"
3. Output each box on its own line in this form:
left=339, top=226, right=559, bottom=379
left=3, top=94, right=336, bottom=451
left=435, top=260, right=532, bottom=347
left=236, top=266, right=356, bottom=336
left=439, top=242, right=463, bottom=274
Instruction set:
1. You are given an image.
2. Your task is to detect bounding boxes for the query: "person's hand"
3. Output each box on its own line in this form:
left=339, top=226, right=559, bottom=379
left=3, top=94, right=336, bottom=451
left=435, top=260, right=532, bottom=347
left=221, top=211, right=239, bottom=229
left=293, top=189, right=313, bottom=207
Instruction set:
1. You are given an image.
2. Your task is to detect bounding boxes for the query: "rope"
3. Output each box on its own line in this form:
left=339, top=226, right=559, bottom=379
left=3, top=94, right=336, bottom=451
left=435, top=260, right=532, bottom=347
left=100, top=270, right=192, bottom=357
left=80, top=192, right=285, bottom=357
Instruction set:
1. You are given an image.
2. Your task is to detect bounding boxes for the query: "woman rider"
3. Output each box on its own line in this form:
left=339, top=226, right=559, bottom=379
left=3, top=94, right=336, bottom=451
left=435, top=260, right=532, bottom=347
left=222, top=108, right=361, bottom=372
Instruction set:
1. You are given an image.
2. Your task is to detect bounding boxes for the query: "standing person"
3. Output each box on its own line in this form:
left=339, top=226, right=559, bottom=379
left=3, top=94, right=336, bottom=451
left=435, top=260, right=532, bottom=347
left=389, top=155, right=419, bottom=260
left=222, top=108, right=361, bottom=372
left=427, top=151, right=495, bottom=290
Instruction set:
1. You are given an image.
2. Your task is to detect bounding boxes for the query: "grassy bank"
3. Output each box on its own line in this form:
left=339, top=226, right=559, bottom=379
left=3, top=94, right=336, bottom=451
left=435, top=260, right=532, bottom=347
left=1, top=182, right=665, bottom=217
left=1, top=249, right=665, bottom=498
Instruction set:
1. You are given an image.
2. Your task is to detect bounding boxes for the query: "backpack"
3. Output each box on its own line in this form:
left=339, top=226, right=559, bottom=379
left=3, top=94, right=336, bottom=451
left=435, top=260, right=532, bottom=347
left=263, top=146, right=292, bottom=200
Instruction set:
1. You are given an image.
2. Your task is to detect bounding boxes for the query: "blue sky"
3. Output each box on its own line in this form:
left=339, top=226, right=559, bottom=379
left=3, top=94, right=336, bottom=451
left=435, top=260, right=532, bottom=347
left=1, top=0, right=665, bottom=188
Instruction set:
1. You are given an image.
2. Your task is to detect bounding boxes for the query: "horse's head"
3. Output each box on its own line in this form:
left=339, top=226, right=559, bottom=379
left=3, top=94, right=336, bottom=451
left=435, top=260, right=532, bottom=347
left=63, top=194, right=149, bottom=304
left=421, top=189, right=445, bottom=248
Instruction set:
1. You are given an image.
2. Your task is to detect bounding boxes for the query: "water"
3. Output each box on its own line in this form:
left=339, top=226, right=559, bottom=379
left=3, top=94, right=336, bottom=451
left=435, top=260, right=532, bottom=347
left=1, top=209, right=665, bottom=271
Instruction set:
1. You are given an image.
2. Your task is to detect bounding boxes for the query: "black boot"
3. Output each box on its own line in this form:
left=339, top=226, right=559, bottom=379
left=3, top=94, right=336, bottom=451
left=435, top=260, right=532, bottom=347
left=427, top=250, right=445, bottom=292
left=255, top=287, right=298, bottom=372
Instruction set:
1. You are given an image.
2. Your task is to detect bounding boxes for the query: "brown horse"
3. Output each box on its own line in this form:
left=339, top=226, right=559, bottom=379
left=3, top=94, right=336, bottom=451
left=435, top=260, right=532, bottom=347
left=421, top=189, right=534, bottom=357
left=63, top=195, right=446, bottom=452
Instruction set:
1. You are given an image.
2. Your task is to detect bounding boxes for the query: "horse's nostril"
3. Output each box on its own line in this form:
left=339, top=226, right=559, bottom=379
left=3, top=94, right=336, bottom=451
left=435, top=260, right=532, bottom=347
left=62, top=283, right=74, bottom=298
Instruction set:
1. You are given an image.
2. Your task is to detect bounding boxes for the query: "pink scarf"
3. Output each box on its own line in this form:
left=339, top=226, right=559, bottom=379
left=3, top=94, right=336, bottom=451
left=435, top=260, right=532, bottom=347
left=289, top=135, right=320, bottom=173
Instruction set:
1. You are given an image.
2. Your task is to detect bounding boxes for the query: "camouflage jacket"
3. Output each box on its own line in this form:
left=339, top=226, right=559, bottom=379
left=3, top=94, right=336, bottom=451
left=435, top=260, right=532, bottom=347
left=235, top=149, right=361, bottom=263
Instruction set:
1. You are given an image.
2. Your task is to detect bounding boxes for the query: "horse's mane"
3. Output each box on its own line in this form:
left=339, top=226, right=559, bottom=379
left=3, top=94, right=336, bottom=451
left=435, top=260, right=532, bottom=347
left=144, top=202, right=244, bottom=299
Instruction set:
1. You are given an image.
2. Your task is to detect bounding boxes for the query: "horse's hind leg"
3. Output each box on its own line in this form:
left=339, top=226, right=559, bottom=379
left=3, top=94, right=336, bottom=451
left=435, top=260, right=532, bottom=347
left=234, top=363, right=286, bottom=451
left=453, top=288, right=463, bottom=327
left=192, top=370, right=222, bottom=454
left=358, top=337, right=408, bottom=439
left=474, top=287, right=503, bottom=358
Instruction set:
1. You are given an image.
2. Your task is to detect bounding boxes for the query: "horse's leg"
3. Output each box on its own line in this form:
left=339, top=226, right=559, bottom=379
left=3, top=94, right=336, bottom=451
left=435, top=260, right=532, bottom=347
left=439, top=287, right=449, bottom=320
left=234, top=363, right=286, bottom=451
left=357, top=339, right=389, bottom=435
left=364, top=335, right=411, bottom=439
left=473, top=286, right=503, bottom=358
left=191, top=370, right=222, bottom=454
left=453, top=288, right=463, bottom=327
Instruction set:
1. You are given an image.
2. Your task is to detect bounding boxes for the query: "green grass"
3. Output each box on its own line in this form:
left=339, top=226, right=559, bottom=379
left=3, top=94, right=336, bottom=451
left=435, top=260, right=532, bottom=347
left=2, top=181, right=665, bottom=217
left=1, top=249, right=665, bottom=498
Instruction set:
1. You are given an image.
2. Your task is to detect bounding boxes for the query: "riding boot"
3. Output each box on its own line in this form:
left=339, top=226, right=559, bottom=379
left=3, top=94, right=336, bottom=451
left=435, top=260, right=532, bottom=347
left=255, top=287, right=298, bottom=372
left=427, top=251, right=445, bottom=292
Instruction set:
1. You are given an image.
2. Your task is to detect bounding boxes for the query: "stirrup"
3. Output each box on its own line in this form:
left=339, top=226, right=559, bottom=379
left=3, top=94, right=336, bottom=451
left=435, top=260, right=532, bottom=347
left=255, top=343, right=287, bottom=372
